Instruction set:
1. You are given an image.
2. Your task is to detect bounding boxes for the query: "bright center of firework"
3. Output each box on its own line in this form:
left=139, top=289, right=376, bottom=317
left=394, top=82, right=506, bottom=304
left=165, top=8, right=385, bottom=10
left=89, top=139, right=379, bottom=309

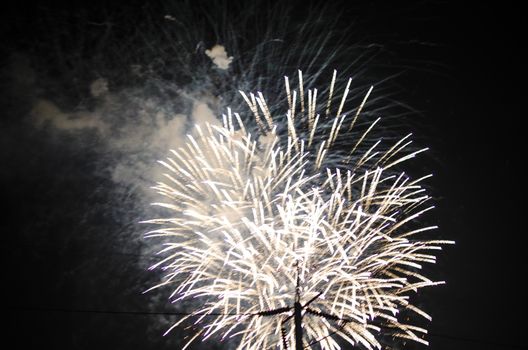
left=144, top=71, right=452, bottom=350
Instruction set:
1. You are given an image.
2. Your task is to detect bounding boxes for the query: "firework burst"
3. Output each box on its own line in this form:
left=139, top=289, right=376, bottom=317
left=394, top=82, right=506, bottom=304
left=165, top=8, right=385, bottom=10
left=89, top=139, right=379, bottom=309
left=144, top=71, right=452, bottom=350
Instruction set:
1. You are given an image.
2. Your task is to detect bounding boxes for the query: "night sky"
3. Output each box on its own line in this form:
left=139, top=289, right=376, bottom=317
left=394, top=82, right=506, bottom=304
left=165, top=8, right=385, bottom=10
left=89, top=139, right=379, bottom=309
left=2, top=1, right=523, bottom=349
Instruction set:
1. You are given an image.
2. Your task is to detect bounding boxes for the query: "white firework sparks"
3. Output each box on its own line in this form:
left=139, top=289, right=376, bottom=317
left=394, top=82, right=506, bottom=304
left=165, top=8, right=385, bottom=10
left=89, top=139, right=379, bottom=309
left=144, top=71, right=453, bottom=350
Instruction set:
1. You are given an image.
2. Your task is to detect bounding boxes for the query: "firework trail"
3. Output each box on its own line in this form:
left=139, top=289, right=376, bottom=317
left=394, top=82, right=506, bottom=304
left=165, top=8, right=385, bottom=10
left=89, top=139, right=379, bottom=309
left=144, top=71, right=453, bottom=350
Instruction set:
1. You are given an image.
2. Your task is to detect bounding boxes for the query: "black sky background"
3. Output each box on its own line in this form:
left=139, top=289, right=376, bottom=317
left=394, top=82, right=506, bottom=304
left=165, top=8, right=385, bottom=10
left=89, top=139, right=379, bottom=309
left=2, top=1, right=524, bottom=349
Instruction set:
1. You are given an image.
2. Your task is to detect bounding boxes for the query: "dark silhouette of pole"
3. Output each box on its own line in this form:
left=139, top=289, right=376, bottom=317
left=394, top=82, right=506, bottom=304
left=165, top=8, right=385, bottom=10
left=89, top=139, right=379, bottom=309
left=256, top=263, right=325, bottom=350
left=294, top=299, right=303, bottom=350
left=294, top=262, right=303, bottom=350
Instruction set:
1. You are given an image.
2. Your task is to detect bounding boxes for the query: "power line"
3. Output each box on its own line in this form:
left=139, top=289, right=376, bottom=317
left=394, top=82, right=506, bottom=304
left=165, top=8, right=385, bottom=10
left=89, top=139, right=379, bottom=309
left=10, top=305, right=250, bottom=317
left=9, top=305, right=525, bottom=348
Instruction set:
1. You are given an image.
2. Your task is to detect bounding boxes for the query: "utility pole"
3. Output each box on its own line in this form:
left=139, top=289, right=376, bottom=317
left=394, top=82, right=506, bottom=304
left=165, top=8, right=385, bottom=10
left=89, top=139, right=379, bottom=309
left=294, top=292, right=303, bottom=350
left=256, top=263, right=330, bottom=350
left=294, top=262, right=303, bottom=350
